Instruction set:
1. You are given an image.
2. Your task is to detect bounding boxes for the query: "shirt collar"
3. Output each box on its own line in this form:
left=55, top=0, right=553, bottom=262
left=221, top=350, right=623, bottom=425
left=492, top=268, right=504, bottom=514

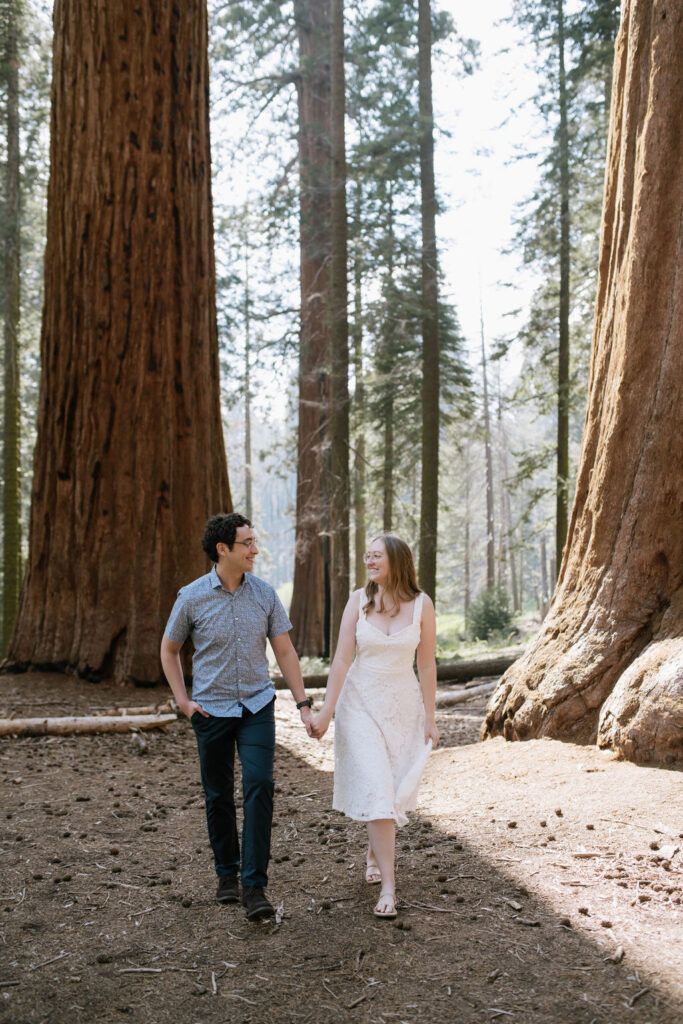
left=210, top=565, right=252, bottom=594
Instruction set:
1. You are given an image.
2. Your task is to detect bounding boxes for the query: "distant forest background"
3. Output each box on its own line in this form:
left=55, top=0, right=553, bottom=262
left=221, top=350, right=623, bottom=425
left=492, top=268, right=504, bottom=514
left=0, top=0, right=621, bottom=662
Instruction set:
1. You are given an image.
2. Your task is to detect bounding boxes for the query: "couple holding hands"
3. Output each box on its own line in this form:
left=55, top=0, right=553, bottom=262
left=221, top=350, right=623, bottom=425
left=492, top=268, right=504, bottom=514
left=160, top=513, right=439, bottom=922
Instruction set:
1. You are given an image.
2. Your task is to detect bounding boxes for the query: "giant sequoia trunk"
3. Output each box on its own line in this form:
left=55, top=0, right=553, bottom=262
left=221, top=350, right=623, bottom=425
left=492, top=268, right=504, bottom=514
left=483, top=0, right=683, bottom=763
left=7, top=0, right=231, bottom=684
left=289, top=0, right=332, bottom=657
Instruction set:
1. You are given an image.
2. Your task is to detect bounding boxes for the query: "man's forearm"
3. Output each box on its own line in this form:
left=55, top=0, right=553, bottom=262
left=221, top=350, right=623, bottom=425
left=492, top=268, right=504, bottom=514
left=161, top=650, right=190, bottom=709
left=276, top=648, right=307, bottom=703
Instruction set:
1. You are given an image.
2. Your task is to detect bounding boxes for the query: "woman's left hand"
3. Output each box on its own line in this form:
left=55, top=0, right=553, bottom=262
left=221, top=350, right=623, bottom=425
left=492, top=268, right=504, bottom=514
left=425, top=717, right=440, bottom=749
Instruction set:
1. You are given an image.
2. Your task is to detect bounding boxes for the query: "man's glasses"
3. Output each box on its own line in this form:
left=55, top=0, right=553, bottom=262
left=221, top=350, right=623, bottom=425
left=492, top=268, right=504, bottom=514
left=233, top=537, right=258, bottom=549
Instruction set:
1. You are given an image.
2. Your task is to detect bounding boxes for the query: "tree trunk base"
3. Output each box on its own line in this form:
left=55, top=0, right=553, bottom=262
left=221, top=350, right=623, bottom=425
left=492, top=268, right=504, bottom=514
left=482, top=630, right=683, bottom=764
left=597, top=638, right=683, bottom=764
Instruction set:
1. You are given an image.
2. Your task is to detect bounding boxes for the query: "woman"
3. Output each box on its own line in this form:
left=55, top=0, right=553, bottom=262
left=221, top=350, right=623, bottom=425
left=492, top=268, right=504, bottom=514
left=310, top=534, right=439, bottom=918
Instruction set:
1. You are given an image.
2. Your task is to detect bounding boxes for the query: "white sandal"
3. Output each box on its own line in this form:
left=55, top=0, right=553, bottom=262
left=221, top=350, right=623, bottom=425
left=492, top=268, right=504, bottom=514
left=373, top=890, right=397, bottom=919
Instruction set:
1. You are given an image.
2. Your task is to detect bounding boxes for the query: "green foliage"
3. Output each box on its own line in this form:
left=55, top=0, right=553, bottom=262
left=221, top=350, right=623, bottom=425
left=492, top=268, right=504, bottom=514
left=468, top=585, right=512, bottom=641
left=0, top=0, right=51, bottom=548
left=499, top=0, right=621, bottom=536
left=345, top=0, right=475, bottom=535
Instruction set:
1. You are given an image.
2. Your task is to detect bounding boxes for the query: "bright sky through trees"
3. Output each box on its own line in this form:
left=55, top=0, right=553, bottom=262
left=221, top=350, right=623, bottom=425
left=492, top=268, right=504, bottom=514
left=434, top=0, right=541, bottom=365
left=209, top=0, right=545, bottom=400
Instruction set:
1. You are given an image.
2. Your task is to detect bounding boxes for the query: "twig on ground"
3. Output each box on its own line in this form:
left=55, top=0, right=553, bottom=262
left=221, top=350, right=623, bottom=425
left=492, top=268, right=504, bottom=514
left=29, top=951, right=71, bottom=971
left=322, top=979, right=339, bottom=1000
left=402, top=901, right=469, bottom=915
left=127, top=905, right=166, bottom=919
left=119, top=968, right=163, bottom=974
left=628, top=988, right=650, bottom=1007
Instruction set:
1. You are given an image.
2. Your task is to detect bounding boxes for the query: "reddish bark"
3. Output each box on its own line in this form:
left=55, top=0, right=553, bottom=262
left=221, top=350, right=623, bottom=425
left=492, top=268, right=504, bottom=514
left=289, top=0, right=332, bottom=657
left=483, top=0, right=683, bottom=762
left=7, top=0, right=231, bottom=684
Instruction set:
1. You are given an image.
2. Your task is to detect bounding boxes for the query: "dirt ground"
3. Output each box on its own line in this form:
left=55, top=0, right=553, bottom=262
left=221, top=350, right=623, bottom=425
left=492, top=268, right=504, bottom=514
left=1, top=672, right=681, bottom=1024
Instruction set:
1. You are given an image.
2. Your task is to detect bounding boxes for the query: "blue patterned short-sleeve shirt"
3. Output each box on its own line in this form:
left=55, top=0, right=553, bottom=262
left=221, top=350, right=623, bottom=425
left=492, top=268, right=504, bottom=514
left=164, top=566, right=292, bottom=717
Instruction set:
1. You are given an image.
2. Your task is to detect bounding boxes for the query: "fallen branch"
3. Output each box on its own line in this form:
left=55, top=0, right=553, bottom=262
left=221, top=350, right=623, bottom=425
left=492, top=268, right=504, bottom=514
left=29, top=950, right=70, bottom=971
left=436, top=682, right=497, bottom=707
left=0, top=713, right=177, bottom=737
left=119, top=967, right=163, bottom=974
left=402, top=901, right=468, bottom=915
left=273, top=652, right=522, bottom=690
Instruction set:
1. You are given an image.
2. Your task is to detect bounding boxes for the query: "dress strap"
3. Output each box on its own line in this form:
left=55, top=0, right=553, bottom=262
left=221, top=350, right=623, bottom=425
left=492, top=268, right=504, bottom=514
left=412, top=592, right=424, bottom=624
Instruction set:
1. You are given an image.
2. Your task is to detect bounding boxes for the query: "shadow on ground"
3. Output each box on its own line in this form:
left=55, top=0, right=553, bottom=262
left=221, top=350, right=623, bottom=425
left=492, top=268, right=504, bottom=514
left=0, top=674, right=680, bottom=1023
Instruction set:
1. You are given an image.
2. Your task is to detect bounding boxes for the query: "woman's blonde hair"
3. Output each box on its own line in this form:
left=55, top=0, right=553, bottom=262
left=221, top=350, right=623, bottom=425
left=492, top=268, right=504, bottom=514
left=363, top=533, right=421, bottom=616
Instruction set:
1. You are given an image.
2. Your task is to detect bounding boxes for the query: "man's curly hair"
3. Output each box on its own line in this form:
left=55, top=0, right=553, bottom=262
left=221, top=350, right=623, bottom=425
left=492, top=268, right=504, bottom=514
left=201, top=513, right=252, bottom=562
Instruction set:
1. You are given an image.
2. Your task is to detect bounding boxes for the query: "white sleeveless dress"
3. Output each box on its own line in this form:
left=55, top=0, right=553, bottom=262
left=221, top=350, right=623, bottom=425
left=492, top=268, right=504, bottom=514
left=333, top=592, right=432, bottom=827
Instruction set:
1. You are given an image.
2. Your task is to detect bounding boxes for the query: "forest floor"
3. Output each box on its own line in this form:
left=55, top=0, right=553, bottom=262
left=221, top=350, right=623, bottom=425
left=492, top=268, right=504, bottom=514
left=1, top=672, right=681, bottom=1024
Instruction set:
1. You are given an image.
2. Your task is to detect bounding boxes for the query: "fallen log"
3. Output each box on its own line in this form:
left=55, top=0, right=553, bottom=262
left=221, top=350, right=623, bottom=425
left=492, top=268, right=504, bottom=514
left=273, top=651, right=521, bottom=690
left=436, top=654, right=520, bottom=684
left=435, top=681, right=497, bottom=707
left=0, top=713, right=177, bottom=737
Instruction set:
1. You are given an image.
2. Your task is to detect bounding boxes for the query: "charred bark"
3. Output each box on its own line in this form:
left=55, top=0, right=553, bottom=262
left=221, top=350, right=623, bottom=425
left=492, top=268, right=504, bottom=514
left=483, top=0, right=683, bottom=763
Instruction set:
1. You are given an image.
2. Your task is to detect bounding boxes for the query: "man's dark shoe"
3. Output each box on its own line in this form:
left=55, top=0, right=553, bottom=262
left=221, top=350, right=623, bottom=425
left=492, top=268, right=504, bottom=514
left=241, top=886, right=275, bottom=921
left=216, top=875, right=239, bottom=904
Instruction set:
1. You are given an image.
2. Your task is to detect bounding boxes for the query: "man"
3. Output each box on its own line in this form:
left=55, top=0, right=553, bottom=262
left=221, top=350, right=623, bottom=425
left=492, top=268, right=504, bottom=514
left=160, top=512, right=314, bottom=921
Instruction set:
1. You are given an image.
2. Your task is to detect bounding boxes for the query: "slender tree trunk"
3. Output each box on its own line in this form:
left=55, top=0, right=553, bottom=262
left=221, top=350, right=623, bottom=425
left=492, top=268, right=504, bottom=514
left=243, top=236, right=253, bottom=521
left=495, top=384, right=508, bottom=593
left=7, top=0, right=231, bottom=683
left=382, top=402, right=394, bottom=532
left=2, top=0, right=22, bottom=655
left=518, top=544, right=524, bottom=614
left=290, top=0, right=332, bottom=656
left=484, top=0, right=683, bottom=763
left=503, top=486, right=519, bottom=613
left=352, top=184, right=366, bottom=589
left=481, top=310, right=495, bottom=591
left=417, top=0, right=439, bottom=601
left=463, top=462, right=471, bottom=623
left=540, top=532, right=549, bottom=619
left=380, top=189, right=395, bottom=533
left=328, top=0, right=349, bottom=654
left=556, top=0, right=571, bottom=575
